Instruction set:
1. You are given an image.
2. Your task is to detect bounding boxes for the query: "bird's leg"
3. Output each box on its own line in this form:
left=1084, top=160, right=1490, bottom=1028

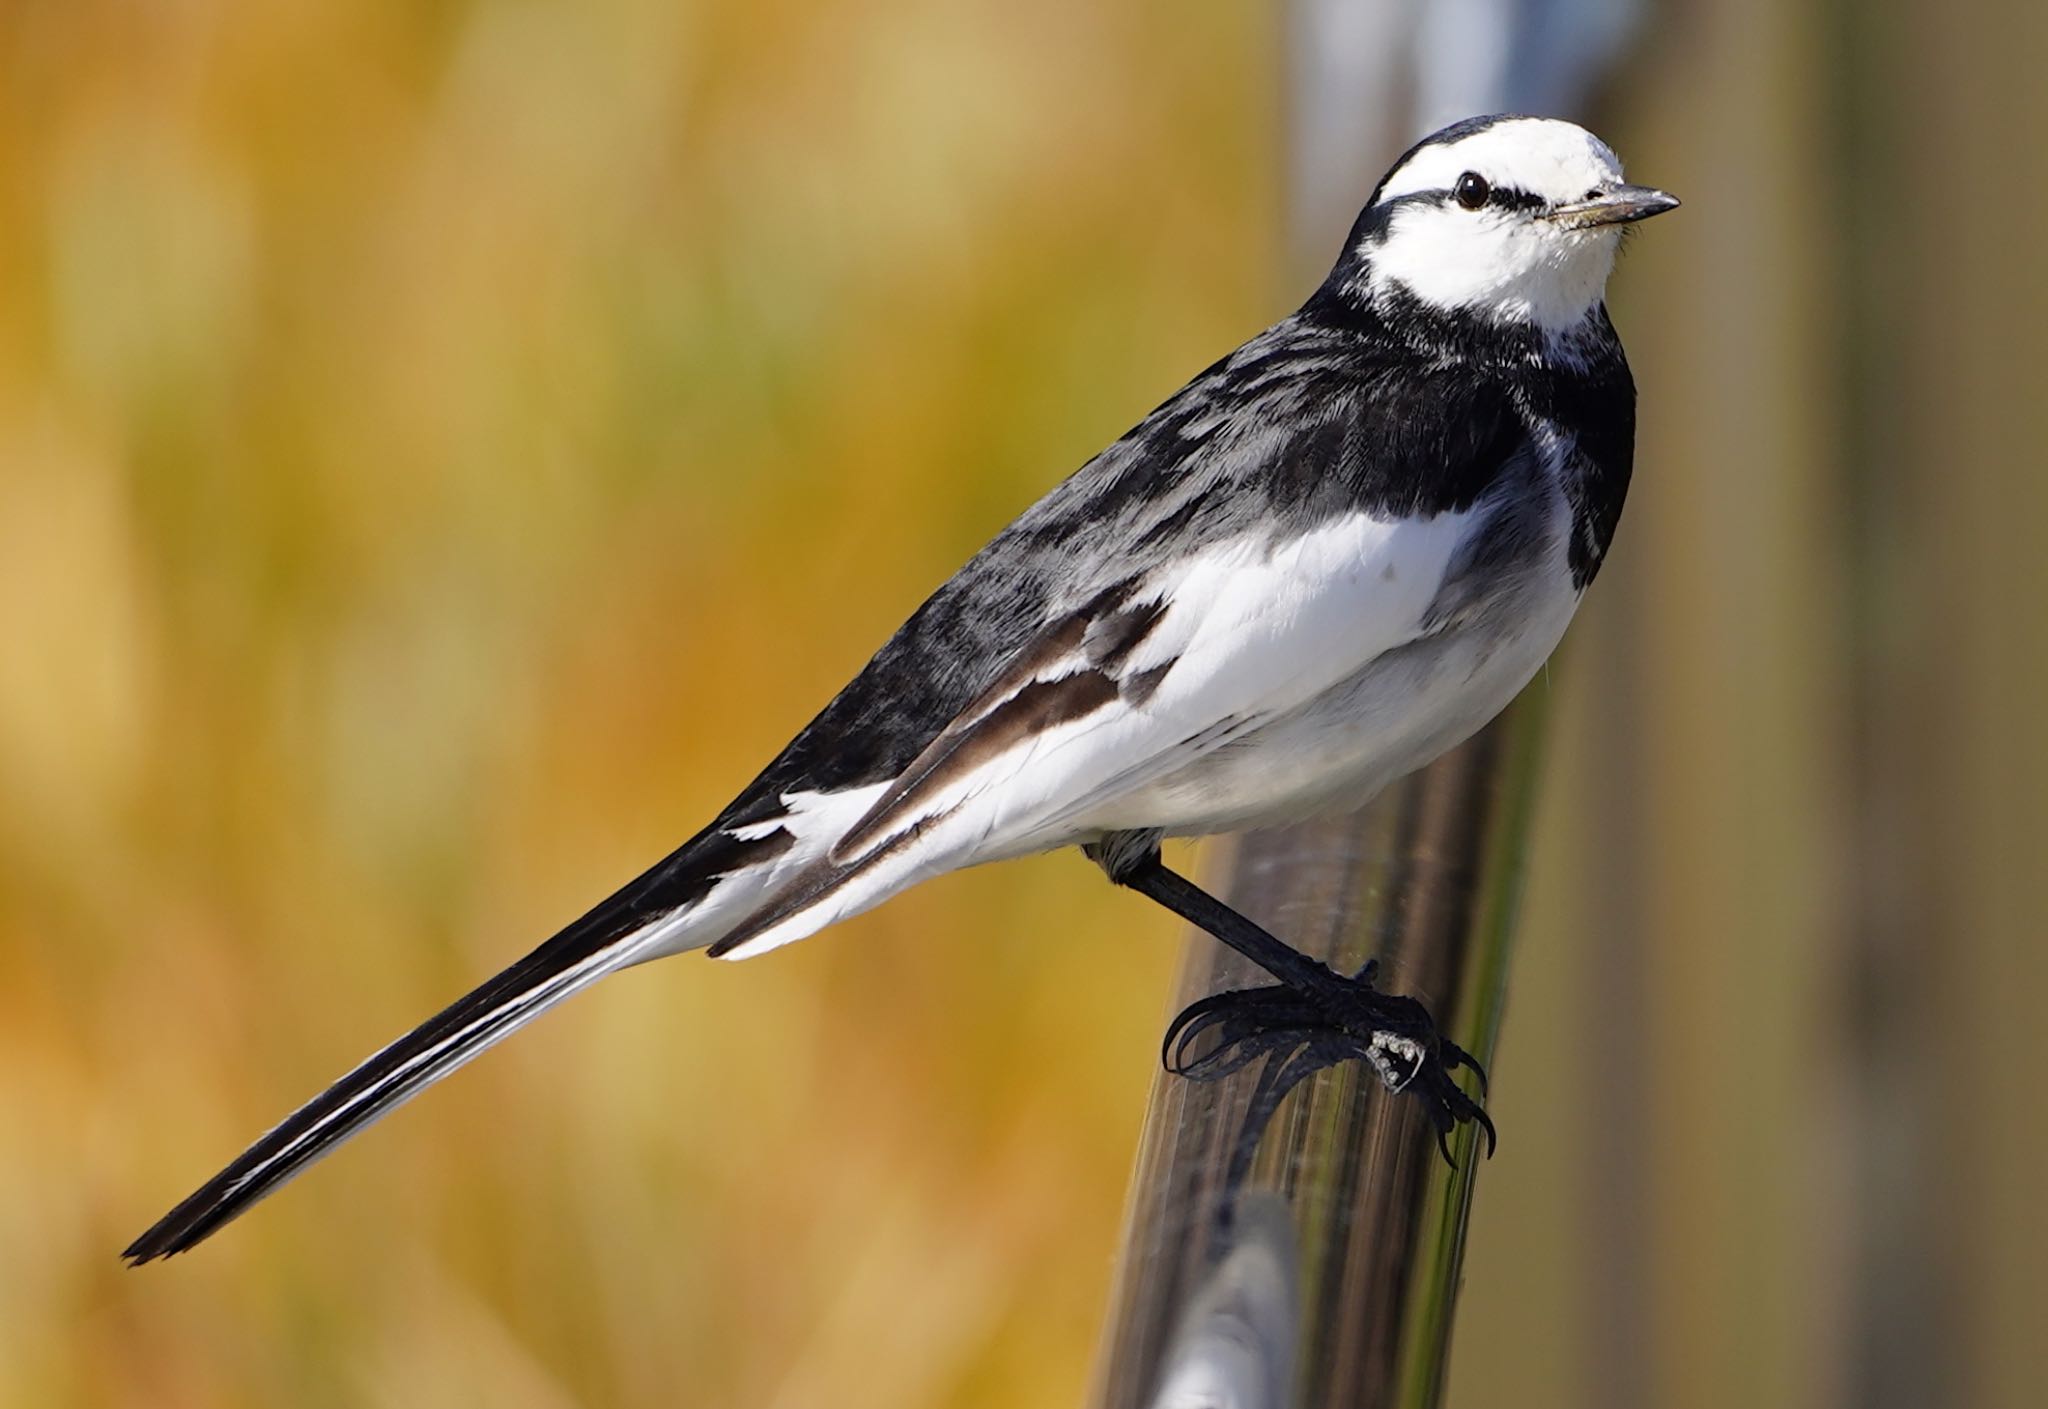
left=1087, top=839, right=1495, bottom=1162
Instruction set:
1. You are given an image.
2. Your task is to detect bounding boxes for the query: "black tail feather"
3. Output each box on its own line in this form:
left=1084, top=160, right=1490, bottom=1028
left=123, top=907, right=656, bottom=1265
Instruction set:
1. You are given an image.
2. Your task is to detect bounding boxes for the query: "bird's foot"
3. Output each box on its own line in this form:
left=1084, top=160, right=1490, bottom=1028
left=1162, top=959, right=1496, bottom=1164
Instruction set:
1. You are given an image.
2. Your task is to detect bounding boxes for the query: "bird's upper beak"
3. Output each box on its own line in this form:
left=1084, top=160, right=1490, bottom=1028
left=1544, top=184, right=1682, bottom=230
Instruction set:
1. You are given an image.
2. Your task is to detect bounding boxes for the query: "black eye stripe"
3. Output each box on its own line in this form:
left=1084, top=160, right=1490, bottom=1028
left=1358, top=180, right=1557, bottom=242
left=1487, top=185, right=1549, bottom=213
left=1448, top=173, right=1550, bottom=215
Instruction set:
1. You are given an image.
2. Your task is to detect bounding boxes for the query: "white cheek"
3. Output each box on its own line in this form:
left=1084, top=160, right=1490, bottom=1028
left=1366, top=206, right=1619, bottom=333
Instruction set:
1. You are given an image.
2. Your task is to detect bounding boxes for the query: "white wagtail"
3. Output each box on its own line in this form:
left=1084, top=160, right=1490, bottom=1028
left=126, top=114, right=1677, bottom=1262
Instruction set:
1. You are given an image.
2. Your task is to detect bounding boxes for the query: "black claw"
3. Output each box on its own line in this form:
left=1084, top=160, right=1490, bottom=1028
left=1161, top=967, right=1496, bottom=1166
left=1439, top=1036, right=1489, bottom=1095
left=1163, top=984, right=1329, bottom=1076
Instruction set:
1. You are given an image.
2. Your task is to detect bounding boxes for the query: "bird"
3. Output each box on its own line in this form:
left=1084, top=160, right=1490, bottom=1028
left=125, top=114, right=1677, bottom=1263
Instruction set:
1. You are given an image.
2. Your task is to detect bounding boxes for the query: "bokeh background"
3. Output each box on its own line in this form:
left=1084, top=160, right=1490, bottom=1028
left=2, top=0, right=2042, bottom=1406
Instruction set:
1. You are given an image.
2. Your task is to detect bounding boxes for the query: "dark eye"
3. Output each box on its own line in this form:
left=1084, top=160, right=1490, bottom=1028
left=1454, top=172, right=1490, bottom=209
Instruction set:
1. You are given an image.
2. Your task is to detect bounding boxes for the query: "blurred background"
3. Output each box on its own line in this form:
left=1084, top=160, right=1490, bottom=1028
left=1, top=0, right=2043, bottom=1406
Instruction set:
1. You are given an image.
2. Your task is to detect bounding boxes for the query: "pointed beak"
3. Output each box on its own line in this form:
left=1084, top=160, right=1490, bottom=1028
left=1544, top=184, right=1682, bottom=230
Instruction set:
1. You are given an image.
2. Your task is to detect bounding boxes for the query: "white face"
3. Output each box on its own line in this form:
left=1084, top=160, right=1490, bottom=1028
left=1362, top=117, right=1641, bottom=333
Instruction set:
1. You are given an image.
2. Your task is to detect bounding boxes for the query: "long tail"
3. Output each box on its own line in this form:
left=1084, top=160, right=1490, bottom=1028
left=123, top=884, right=700, bottom=1264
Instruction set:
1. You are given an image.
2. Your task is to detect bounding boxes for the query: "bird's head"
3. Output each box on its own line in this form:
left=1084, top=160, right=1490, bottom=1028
left=1347, top=115, right=1679, bottom=337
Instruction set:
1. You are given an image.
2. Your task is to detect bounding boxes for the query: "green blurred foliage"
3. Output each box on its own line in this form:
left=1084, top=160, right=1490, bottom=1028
left=0, top=1, right=1274, bottom=1404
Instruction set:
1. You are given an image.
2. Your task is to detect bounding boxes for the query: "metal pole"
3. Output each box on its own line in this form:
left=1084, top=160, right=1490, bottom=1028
left=1090, top=4, right=1642, bottom=1405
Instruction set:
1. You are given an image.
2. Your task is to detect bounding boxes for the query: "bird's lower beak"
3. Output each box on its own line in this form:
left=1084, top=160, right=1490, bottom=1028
left=1545, top=184, right=1682, bottom=230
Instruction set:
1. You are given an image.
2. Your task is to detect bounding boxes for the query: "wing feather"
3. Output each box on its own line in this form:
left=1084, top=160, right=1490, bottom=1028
left=708, top=503, right=1485, bottom=961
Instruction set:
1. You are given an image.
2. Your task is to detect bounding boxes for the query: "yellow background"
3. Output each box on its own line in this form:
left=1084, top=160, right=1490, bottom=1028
left=3, top=1, right=2043, bottom=1407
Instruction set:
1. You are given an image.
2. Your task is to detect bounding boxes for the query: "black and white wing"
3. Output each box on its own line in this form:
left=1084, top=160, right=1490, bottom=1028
left=707, top=495, right=1504, bottom=958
